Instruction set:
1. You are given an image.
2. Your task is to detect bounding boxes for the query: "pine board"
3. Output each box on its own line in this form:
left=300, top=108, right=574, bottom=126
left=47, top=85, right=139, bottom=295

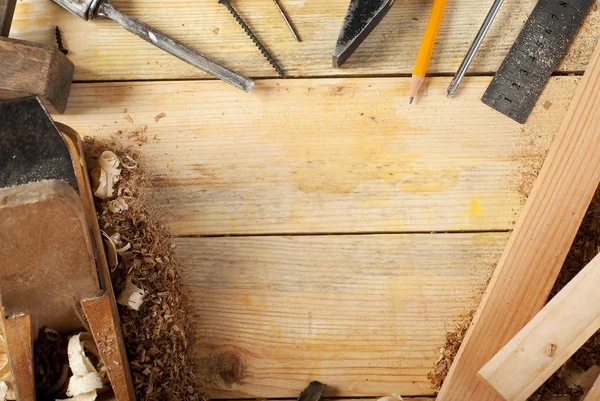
left=54, top=76, right=577, bottom=236
left=175, top=232, right=507, bottom=398
left=438, top=39, right=600, bottom=401
left=10, top=0, right=600, bottom=81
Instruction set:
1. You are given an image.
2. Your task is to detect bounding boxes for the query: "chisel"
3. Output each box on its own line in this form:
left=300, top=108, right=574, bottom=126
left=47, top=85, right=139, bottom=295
left=51, top=0, right=255, bottom=92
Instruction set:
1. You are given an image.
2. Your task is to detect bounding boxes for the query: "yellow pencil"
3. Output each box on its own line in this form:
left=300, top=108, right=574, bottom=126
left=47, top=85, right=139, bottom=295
left=409, top=0, right=447, bottom=104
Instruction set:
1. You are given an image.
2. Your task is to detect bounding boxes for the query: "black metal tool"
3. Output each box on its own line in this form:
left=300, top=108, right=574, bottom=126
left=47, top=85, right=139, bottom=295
left=332, top=0, right=396, bottom=68
left=481, top=0, right=594, bottom=123
left=219, top=0, right=286, bottom=77
left=0, top=97, right=77, bottom=190
left=297, top=381, right=327, bottom=401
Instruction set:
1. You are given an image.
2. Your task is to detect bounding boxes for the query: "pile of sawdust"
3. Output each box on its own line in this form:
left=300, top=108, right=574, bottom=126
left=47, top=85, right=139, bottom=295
left=83, top=137, right=205, bottom=401
left=427, top=310, right=474, bottom=391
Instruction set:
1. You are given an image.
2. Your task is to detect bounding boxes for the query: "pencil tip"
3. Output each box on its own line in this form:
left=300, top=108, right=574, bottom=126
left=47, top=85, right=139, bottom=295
left=409, top=97, right=414, bottom=105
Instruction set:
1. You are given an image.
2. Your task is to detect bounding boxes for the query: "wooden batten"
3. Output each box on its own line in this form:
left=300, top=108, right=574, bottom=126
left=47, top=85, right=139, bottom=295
left=437, top=40, right=600, bottom=401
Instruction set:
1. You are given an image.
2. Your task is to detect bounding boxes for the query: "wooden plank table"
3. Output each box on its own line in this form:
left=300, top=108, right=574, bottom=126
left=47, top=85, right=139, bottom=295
left=12, top=0, right=600, bottom=398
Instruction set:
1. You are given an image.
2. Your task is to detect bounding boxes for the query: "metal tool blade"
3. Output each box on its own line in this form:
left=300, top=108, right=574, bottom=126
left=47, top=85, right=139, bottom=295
left=0, top=97, right=78, bottom=191
left=297, top=381, right=327, bottom=401
left=332, top=0, right=395, bottom=68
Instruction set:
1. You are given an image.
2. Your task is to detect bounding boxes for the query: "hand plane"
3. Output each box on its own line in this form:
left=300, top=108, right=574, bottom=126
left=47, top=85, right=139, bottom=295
left=0, top=0, right=74, bottom=113
left=0, top=97, right=135, bottom=400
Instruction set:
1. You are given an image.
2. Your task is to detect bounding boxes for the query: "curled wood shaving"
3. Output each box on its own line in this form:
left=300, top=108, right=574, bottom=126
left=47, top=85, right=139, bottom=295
left=92, top=151, right=121, bottom=200
left=107, top=197, right=129, bottom=213
left=117, top=280, right=146, bottom=311
left=121, top=155, right=138, bottom=170
left=62, top=333, right=109, bottom=400
left=101, top=230, right=119, bottom=268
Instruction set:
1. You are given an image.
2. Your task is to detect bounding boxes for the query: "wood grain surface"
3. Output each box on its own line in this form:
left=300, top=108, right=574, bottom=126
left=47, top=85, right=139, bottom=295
left=479, top=252, right=600, bottom=401
left=438, top=40, right=600, bottom=401
left=10, top=0, right=600, bottom=81
left=54, top=76, right=577, bottom=236
left=176, top=232, right=506, bottom=398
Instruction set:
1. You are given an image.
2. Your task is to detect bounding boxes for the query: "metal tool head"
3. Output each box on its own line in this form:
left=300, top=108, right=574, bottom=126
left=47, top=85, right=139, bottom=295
left=51, top=0, right=103, bottom=20
left=297, top=381, right=327, bottom=401
left=0, top=97, right=78, bottom=191
left=332, top=0, right=395, bottom=68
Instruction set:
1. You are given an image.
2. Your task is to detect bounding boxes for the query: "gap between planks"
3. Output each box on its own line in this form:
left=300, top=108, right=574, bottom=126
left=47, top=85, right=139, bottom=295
left=54, top=76, right=580, bottom=236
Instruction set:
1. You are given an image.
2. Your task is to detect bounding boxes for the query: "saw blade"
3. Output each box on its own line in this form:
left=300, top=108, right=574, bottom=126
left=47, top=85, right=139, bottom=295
left=332, top=0, right=395, bottom=68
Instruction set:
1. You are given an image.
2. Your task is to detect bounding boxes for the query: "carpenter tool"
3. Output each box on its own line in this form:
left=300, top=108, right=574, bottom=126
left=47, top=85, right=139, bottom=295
left=481, top=0, right=594, bottom=123
left=0, top=97, right=135, bottom=400
left=273, top=0, right=301, bottom=42
left=297, top=381, right=327, bottom=401
left=447, top=0, right=504, bottom=98
left=409, top=0, right=447, bottom=104
left=0, top=0, right=74, bottom=112
left=332, top=0, right=396, bottom=68
left=51, top=0, right=255, bottom=93
left=219, top=0, right=286, bottom=78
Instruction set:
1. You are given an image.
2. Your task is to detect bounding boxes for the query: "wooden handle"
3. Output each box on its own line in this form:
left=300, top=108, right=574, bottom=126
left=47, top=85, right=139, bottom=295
left=0, top=0, right=17, bottom=37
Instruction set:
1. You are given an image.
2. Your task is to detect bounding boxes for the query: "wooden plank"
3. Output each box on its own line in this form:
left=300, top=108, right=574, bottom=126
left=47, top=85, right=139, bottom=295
left=175, top=232, right=507, bottom=398
left=584, top=375, right=600, bottom=401
left=478, top=252, right=600, bottom=401
left=0, top=37, right=73, bottom=112
left=82, top=295, right=135, bottom=401
left=0, top=0, right=16, bottom=37
left=1, top=313, right=35, bottom=401
left=11, top=0, right=600, bottom=81
left=437, top=40, right=600, bottom=401
left=54, top=77, right=576, bottom=235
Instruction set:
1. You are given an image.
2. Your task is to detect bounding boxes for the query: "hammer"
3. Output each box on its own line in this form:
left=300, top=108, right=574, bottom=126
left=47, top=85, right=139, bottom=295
left=0, top=0, right=74, bottom=112
left=51, top=0, right=255, bottom=92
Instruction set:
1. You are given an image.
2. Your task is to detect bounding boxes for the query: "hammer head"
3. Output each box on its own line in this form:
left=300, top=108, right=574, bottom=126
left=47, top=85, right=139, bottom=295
left=51, top=0, right=104, bottom=20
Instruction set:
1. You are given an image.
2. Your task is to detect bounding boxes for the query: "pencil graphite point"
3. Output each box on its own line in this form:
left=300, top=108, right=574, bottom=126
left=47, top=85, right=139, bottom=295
left=409, top=97, right=414, bottom=104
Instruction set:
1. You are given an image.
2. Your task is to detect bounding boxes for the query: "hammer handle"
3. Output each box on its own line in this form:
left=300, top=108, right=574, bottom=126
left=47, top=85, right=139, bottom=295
left=0, top=0, right=16, bottom=37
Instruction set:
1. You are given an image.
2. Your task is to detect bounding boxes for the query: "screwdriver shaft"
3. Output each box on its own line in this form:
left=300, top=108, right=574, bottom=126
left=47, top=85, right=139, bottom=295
left=98, top=1, right=255, bottom=92
left=273, top=0, right=300, bottom=42
left=447, top=0, right=504, bottom=97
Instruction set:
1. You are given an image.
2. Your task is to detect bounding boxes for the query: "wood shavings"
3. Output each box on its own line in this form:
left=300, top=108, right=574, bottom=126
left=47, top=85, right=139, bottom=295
left=559, top=361, right=600, bottom=392
left=121, top=156, right=138, bottom=170
left=92, top=151, right=121, bottom=200
left=154, top=113, right=166, bottom=123
left=83, top=138, right=204, bottom=401
left=62, top=333, right=107, bottom=400
left=34, top=328, right=69, bottom=399
left=428, top=310, right=476, bottom=391
left=101, top=231, right=119, bottom=268
left=107, top=197, right=129, bottom=213
left=117, top=280, right=146, bottom=311
left=0, top=382, right=7, bottom=401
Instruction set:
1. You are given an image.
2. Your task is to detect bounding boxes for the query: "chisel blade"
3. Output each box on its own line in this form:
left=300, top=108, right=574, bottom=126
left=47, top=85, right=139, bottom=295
left=332, top=0, right=395, bottom=68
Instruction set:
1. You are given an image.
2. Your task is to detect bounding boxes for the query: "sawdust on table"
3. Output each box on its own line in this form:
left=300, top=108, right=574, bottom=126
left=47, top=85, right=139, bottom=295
left=83, top=136, right=206, bottom=401
left=427, top=310, right=475, bottom=391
